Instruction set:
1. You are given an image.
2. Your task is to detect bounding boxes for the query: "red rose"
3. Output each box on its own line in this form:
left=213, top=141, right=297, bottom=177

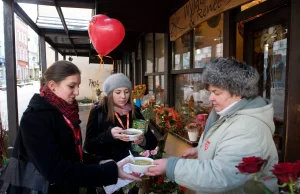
left=236, top=156, right=266, bottom=173
left=157, top=176, right=164, bottom=183
left=163, top=116, right=171, bottom=121
left=271, top=162, right=300, bottom=183
left=180, top=186, right=186, bottom=192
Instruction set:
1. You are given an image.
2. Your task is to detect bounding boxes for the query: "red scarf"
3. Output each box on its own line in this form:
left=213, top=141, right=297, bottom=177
left=40, top=86, right=83, bottom=162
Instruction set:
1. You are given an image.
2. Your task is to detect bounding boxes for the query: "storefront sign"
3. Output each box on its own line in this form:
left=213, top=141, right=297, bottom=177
left=169, top=0, right=252, bottom=41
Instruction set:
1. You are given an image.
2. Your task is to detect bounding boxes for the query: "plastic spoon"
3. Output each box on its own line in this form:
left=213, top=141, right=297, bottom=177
left=128, top=150, right=135, bottom=163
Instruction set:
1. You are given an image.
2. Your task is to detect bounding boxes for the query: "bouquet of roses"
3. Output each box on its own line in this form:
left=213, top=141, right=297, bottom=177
left=236, top=156, right=300, bottom=194
left=271, top=161, right=300, bottom=194
left=236, top=156, right=273, bottom=194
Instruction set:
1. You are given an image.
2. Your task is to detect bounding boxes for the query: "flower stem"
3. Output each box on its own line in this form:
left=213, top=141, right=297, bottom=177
left=254, top=173, right=258, bottom=182
left=288, top=183, right=294, bottom=194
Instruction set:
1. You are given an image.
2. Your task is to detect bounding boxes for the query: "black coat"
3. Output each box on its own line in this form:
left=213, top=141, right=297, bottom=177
left=4, top=94, right=118, bottom=194
left=84, top=105, right=157, bottom=162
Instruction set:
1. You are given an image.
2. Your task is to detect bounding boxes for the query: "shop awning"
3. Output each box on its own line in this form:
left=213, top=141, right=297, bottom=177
left=14, top=0, right=186, bottom=59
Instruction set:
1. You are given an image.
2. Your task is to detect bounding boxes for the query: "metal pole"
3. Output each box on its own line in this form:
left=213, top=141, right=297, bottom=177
left=55, top=50, right=58, bottom=61
left=39, top=35, right=47, bottom=73
left=3, top=0, right=19, bottom=147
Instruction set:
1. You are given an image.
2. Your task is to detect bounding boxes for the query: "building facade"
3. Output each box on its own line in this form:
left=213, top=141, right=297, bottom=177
left=27, top=27, right=39, bottom=80
left=15, top=16, right=28, bottom=82
left=0, top=2, right=6, bottom=88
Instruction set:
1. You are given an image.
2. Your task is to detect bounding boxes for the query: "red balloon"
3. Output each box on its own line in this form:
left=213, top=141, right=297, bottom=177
left=88, top=14, right=125, bottom=56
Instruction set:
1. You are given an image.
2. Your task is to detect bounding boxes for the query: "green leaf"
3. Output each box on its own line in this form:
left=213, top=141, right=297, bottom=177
left=244, top=180, right=274, bottom=194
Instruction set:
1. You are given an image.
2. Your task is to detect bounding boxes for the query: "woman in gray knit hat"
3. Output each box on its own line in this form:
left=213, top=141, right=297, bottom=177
left=147, top=58, right=278, bottom=194
left=84, top=73, right=157, bottom=162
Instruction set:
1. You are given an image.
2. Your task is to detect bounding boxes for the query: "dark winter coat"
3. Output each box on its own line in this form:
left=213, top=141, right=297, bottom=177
left=84, top=105, right=157, bottom=162
left=1, top=94, right=118, bottom=194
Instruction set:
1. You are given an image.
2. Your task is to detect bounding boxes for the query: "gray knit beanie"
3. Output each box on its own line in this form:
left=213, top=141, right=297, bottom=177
left=202, top=57, right=259, bottom=98
left=102, top=73, right=133, bottom=95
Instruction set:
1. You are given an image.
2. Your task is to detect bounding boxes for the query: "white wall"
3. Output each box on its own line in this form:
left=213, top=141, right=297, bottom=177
left=45, top=43, right=112, bottom=100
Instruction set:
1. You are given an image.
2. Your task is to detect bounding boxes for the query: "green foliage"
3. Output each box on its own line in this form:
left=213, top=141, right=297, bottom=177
left=141, top=107, right=156, bottom=120
left=0, top=114, right=9, bottom=168
left=150, top=177, right=185, bottom=194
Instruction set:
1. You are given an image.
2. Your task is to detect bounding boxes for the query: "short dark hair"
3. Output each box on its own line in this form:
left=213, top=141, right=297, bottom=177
left=44, top=60, right=81, bottom=84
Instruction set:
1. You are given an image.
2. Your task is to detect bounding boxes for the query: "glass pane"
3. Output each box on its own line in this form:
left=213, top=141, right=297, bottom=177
left=0, top=1, right=8, bottom=133
left=37, top=5, right=63, bottom=29
left=28, top=28, right=40, bottom=81
left=15, top=15, right=41, bottom=124
left=174, top=74, right=211, bottom=118
left=174, top=32, right=191, bottom=70
left=61, top=7, right=91, bottom=31
left=127, top=63, right=130, bottom=77
left=145, top=34, right=153, bottom=73
left=194, top=14, right=223, bottom=68
left=254, top=24, right=287, bottom=121
left=147, top=76, right=153, bottom=95
left=155, top=75, right=164, bottom=104
left=155, top=33, right=164, bottom=72
left=241, top=0, right=267, bottom=11
left=18, top=3, right=38, bottom=23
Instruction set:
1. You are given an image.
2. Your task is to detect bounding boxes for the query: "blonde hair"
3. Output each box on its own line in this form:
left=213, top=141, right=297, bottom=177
left=100, top=92, right=136, bottom=124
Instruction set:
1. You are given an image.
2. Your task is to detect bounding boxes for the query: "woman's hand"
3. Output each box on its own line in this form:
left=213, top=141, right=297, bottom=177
left=182, top=147, right=198, bottom=159
left=133, top=134, right=144, bottom=145
left=111, top=127, right=129, bottom=142
left=117, top=158, right=142, bottom=181
left=145, top=159, right=167, bottom=176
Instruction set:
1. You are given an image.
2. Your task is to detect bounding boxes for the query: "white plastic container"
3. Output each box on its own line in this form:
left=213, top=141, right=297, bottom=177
left=122, top=128, right=143, bottom=141
left=128, top=157, right=155, bottom=173
left=188, top=130, right=199, bottom=142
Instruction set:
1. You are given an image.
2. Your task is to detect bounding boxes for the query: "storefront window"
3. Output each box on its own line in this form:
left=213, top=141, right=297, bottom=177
left=155, top=75, right=164, bottom=104
left=155, top=33, right=165, bottom=72
left=147, top=76, right=153, bottom=95
left=254, top=24, right=287, bottom=121
left=174, top=32, right=191, bottom=70
left=174, top=73, right=211, bottom=118
left=194, top=14, right=223, bottom=68
left=145, top=34, right=153, bottom=73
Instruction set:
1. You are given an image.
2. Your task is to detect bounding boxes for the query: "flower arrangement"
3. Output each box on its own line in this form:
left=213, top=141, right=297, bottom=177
left=132, top=84, right=146, bottom=99
left=141, top=95, right=161, bottom=121
left=236, top=156, right=300, bottom=194
left=150, top=176, right=186, bottom=194
left=139, top=146, right=164, bottom=160
left=0, top=114, right=8, bottom=168
left=271, top=161, right=300, bottom=194
left=156, top=108, right=183, bottom=135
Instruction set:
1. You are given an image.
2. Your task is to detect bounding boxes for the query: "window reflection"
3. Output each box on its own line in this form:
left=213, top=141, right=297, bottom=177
left=155, top=34, right=164, bottom=72
left=145, top=34, right=153, bottom=73
left=174, top=32, right=191, bottom=70
left=194, top=14, right=223, bottom=68
left=155, top=75, right=164, bottom=104
left=147, top=76, right=153, bottom=95
left=254, top=24, right=287, bottom=121
left=175, top=74, right=211, bottom=118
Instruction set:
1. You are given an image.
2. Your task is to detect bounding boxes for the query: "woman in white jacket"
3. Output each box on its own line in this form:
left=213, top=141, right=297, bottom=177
left=147, top=57, right=278, bottom=194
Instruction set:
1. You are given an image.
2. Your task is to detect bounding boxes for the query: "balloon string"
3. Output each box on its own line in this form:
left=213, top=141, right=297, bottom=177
left=97, top=55, right=114, bottom=73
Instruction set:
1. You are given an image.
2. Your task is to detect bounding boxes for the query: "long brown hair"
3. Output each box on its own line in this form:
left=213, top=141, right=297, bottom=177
left=100, top=92, right=135, bottom=124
